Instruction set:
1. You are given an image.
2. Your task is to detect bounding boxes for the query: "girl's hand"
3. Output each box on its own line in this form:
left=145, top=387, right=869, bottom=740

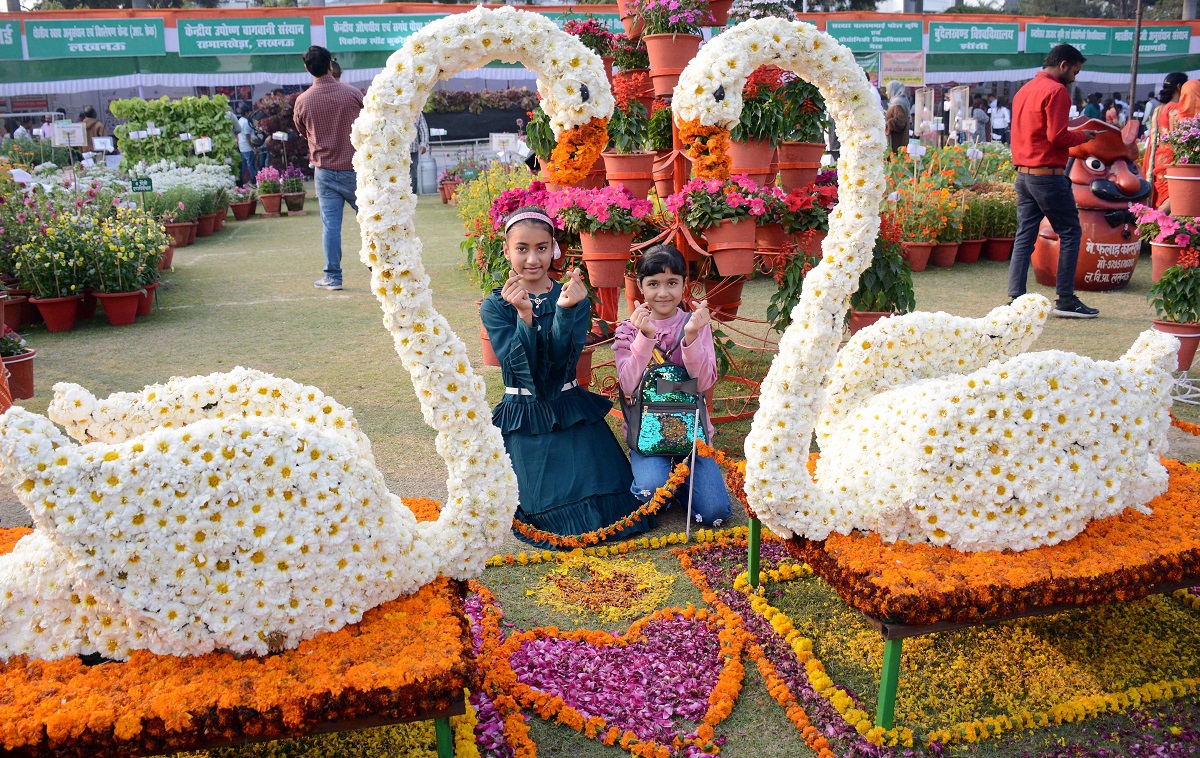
left=630, top=301, right=656, bottom=338
left=557, top=267, right=587, bottom=309
left=684, top=299, right=710, bottom=346
left=501, top=270, right=534, bottom=322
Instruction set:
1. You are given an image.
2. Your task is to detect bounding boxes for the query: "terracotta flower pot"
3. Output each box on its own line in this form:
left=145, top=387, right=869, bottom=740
left=624, top=274, right=645, bottom=314
left=283, top=191, right=307, bottom=216
left=595, top=285, right=620, bottom=325
left=602, top=151, right=655, bottom=199
left=777, top=141, right=824, bottom=191
left=195, top=213, right=217, bottom=238
left=573, top=153, right=607, bottom=190
left=576, top=345, right=596, bottom=388
left=708, top=0, right=733, bottom=25
left=705, top=218, right=757, bottom=277
left=443, top=180, right=460, bottom=203
left=137, top=282, right=159, bottom=317
left=1164, top=164, right=1200, bottom=217
left=602, top=56, right=615, bottom=88
left=901, top=241, right=934, bottom=272
left=77, top=290, right=98, bottom=320
left=260, top=192, right=283, bottom=218
left=1152, top=319, right=1200, bottom=372
left=756, top=223, right=786, bottom=251
left=438, top=183, right=449, bottom=204
left=160, top=244, right=175, bottom=271
left=1151, top=242, right=1182, bottom=282
left=165, top=222, right=191, bottom=248
left=230, top=200, right=256, bottom=221
left=2, top=349, right=35, bottom=400
left=6, top=288, right=39, bottom=328
left=644, top=34, right=703, bottom=97
left=728, top=138, right=774, bottom=185
left=703, top=277, right=745, bottom=323
left=957, top=239, right=985, bottom=264
left=653, top=149, right=675, bottom=200
left=848, top=310, right=895, bottom=335
left=30, top=294, right=82, bottom=333
left=617, top=0, right=644, bottom=38
left=802, top=229, right=828, bottom=257
left=95, top=291, right=142, bottom=327
left=983, top=237, right=1015, bottom=262
left=929, top=242, right=959, bottom=268
left=2, top=294, right=24, bottom=332
left=185, top=221, right=197, bottom=246
left=214, top=205, right=227, bottom=232
left=580, top=231, right=634, bottom=288
left=479, top=323, right=500, bottom=368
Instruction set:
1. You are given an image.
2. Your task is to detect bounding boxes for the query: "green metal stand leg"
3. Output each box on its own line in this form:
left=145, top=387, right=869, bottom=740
left=747, top=517, right=761, bottom=588
left=875, top=638, right=903, bottom=730
left=435, top=715, right=454, bottom=758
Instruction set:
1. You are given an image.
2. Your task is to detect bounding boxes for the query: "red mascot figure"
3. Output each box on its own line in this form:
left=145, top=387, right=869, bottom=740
left=1032, top=119, right=1151, bottom=291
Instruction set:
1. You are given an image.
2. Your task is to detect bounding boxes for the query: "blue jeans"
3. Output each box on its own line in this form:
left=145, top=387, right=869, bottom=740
left=1008, top=173, right=1081, bottom=300
left=314, top=167, right=358, bottom=284
left=239, top=150, right=255, bottom=185
left=629, top=449, right=733, bottom=526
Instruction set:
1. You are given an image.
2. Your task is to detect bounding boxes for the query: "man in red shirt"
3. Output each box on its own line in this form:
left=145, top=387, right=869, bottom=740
left=294, top=45, right=363, bottom=291
left=1008, top=44, right=1101, bottom=318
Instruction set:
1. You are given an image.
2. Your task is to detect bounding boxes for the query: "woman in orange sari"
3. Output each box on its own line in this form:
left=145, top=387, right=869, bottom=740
left=1143, top=73, right=1192, bottom=207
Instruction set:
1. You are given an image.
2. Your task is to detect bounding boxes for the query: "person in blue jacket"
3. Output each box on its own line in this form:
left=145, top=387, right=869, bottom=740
left=480, top=205, right=651, bottom=547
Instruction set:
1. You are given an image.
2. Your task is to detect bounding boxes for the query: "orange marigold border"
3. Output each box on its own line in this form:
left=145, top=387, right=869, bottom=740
left=0, top=499, right=475, bottom=757
left=547, top=117, right=609, bottom=186
left=785, top=459, right=1200, bottom=626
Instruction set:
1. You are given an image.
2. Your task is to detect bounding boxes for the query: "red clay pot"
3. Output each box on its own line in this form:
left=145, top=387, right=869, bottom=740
left=617, top=0, right=644, bottom=37
left=77, top=291, right=98, bottom=320
left=957, top=239, right=985, bottom=263
left=160, top=244, right=175, bottom=271
left=2, top=349, right=35, bottom=400
left=644, top=34, right=703, bottom=97
left=30, top=294, right=82, bottom=333
left=984, top=237, right=1014, bottom=262
left=230, top=200, right=256, bottom=221
left=653, top=149, right=675, bottom=200
left=95, top=291, right=141, bottom=326
left=703, top=277, right=745, bottom=323
left=195, top=213, right=216, bottom=238
left=929, top=242, right=959, bottom=268
left=1164, top=164, right=1200, bottom=217
left=624, top=274, right=645, bottom=314
left=901, top=241, right=933, bottom=272
left=728, top=138, right=773, bottom=185
left=137, top=282, right=159, bottom=317
left=185, top=221, right=197, bottom=246
left=602, top=152, right=655, bottom=199
left=708, top=0, right=733, bottom=25
left=705, top=218, right=757, bottom=277
left=260, top=192, right=283, bottom=218
left=580, top=231, right=635, bottom=288
left=1151, top=242, right=1182, bottom=282
left=1152, top=319, right=1200, bottom=372
left=777, top=141, right=824, bottom=191
left=165, top=222, right=191, bottom=248
left=0, top=294, right=19, bottom=332
left=848, top=310, right=895, bottom=335
left=214, top=206, right=227, bottom=232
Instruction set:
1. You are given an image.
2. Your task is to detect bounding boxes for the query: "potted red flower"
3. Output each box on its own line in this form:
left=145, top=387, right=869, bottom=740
left=729, top=66, right=789, bottom=185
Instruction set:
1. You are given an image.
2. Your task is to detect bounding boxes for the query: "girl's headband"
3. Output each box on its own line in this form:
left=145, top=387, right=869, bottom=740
left=504, top=210, right=561, bottom=259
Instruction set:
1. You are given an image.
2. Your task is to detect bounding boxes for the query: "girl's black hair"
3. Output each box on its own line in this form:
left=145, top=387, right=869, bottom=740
left=636, top=244, right=688, bottom=281
left=1160, top=72, right=1188, bottom=104
left=504, top=205, right=555, bottom=237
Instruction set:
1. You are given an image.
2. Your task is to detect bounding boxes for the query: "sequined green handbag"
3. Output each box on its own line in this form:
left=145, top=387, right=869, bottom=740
left=620, top=315, right=710, bottom=457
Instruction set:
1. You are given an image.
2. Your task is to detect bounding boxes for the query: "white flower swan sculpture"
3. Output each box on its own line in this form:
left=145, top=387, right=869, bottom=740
left=672, top=17, right=1179, bottom=554
left=0, top=7, right=611, bottom=662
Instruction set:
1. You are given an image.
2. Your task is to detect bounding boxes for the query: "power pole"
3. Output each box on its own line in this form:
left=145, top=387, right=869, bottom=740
left=1129, top=0, right=1143, bottom=113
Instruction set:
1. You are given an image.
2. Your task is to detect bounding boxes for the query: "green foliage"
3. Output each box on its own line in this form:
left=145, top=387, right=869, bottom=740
left=110, top=96, right=238, bottom=178
left=609, top=102, right=649, bottom=154
left=424, top=89, right=539, bottom=115
left=849, top=235, right=915, bottom=314
left=977, top=189, right=1018, bottom=238
left=0, top=137, right=74, bottom=169
left=461, top=231, right=510, bottom=294
left=1149, top=263, right=1200, bottom=323
left=0, top=329, right=27, bottom=358
left=162, top=187, right=203, bottom=223
left=766, top=251, right=818, bottom=332
left=958, top=191, right=989, bottom=241
left=648, top=107, right=673, bottom=152
left=524, top=107, right=557, bottom=162
left=730, top=86, right=787, bottom=148
left=781, top=78, right=827, bottom=144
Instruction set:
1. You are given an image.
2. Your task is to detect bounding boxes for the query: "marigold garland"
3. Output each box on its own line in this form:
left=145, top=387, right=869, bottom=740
left=786, top=458, right=1200, bottom=626
left=0, top=526, right=30, bottom=556
left=487, top=525, right=750, bottom=567
left=1171, top=410, right=1200, bottom=436
left=678, top=119, right=732, bottom=180
left=672, top=539, right=841, bottom=757
left=468, top=580, right=538, bottom=758
left=547, top=117, right=610, bottom=186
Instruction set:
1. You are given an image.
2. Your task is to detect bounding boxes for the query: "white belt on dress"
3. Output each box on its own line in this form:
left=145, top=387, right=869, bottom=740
left=504, top=381, right=579, bottom=395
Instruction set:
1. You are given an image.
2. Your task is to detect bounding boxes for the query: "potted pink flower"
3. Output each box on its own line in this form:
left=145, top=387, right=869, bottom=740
left=256, top=166, right=283, bottom=217
left=1133, top=203, right=1198, bottom=282
left=666, top=174, right=768, bottom=276
left=229, top=185, right=257, bottom=221
left=545, top=185, right=653, bottom=287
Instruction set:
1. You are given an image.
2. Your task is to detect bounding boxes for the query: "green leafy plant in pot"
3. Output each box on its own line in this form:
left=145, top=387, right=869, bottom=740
left=1149, top=248, right=1200, bottom=371
left=604, top=99, right=654, bottom=199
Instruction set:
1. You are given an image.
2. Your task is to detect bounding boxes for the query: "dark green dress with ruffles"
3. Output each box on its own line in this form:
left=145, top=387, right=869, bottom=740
left=481, top=282, right=652, bottom=548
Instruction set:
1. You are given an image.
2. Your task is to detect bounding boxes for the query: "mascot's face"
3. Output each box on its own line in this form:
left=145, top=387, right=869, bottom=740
left=1067, top=119, right=1151, bottom=211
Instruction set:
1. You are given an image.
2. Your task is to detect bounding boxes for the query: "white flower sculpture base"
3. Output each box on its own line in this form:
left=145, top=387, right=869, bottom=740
left=0, top=7, right=613, bottom=662
left=672, top=17, right=1180, bottom=553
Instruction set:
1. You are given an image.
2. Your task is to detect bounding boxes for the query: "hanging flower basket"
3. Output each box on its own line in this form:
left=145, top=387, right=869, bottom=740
left=644, top=34, right=703, bottom=97
left=1152, top=319, right=1200, bottom=371
left=984, top=237, right=1014, bottom=261
left=2, top=349, right=35, bottom=400
left=95, top=291, right=142, bottom=327
left=728, top=138, right=774, bottom=185
left=957, top=239, right=985, bottom=264
left=901, top=241, right=933, bottom=272
left=703, top=276, right=744, bottom=322
left=704, top=219, right=757, bottom=277
left=777, top=141, right=824, bottom=192
left=929, top=242, right=959, bottom=268
left=30, top=294, right=82, bottom=333
left=1151, top=242, right=1183, bottom=282
left=580, top=231, right=635, bottom=288
left=1164, top=164, right=1200, bottom=217
left=602, top=151, right=655, bottom=199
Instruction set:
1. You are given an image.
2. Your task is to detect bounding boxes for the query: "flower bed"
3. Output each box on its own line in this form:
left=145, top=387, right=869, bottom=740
left=0, top=499, right=476, bottom=758
left=782, top=459, right=1200, bottom=626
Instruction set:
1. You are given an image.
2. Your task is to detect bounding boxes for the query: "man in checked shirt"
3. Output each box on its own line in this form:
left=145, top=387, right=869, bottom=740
left=294, top=45, right=364, bottom=291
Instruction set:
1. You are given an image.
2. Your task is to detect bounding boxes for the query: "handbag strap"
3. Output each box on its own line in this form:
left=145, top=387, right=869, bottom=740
left=655, top=312, right=692, bottom=365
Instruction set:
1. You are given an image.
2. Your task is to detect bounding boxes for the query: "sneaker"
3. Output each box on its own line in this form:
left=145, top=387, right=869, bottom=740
left=1052, top=297, right=1099, bottom=319
left=314, top=277, right=342, bottom=291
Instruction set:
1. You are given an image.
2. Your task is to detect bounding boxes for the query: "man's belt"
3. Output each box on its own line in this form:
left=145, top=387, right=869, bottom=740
left=1016, top=166, right=1066, bottom=176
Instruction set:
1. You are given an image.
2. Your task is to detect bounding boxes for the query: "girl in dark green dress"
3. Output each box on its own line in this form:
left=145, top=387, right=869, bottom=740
left=481, top=206, right=651, bottom=547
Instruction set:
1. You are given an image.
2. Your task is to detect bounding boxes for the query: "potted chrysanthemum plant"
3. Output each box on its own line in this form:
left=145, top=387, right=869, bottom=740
left=545, top=184, right=653, bottom=288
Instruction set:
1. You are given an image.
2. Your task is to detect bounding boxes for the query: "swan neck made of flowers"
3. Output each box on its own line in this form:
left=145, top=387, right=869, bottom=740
left=672, top=17, right=887, bottom=539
